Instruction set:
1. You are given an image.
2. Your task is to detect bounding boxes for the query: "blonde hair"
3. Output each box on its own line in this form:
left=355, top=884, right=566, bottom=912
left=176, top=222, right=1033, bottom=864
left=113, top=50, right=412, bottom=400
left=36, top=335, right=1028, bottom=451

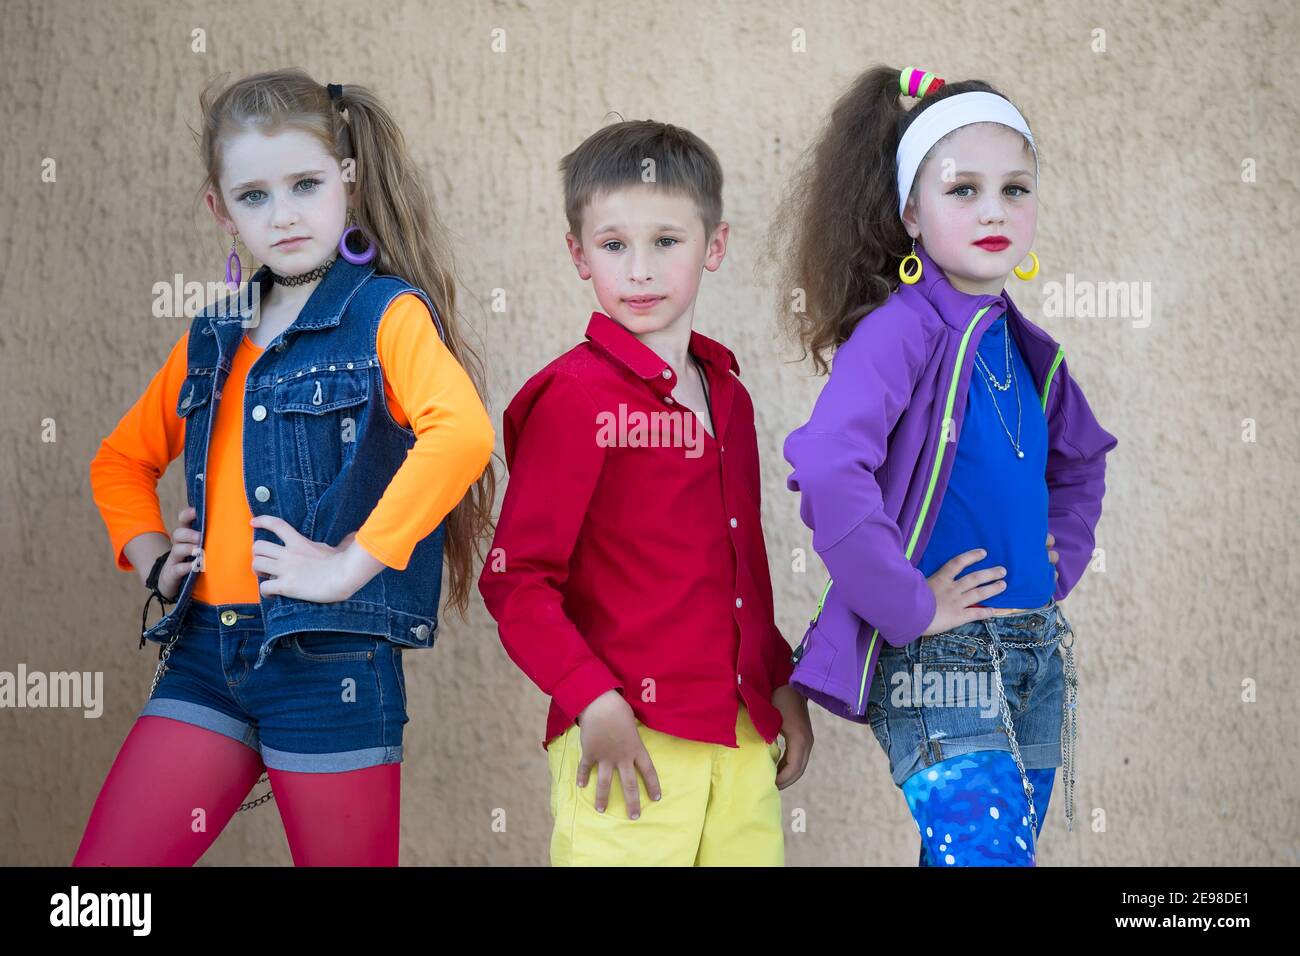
left=192, top=68, right=496, bottom=617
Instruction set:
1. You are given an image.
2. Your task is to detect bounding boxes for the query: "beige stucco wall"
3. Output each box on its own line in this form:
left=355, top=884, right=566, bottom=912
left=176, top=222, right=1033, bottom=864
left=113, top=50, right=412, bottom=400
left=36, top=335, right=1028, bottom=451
left=2, top=0, right=1296, bottom=866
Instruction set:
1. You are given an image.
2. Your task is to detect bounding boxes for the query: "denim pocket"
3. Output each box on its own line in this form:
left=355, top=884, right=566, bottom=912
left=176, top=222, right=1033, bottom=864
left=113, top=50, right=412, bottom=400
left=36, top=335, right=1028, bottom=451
left=289, top=631, right=379, bottom=662
left=914, top=629, right=990, bottom=669
left=176, top=373, right=213, bottom=418
left=273, top=368, right=370, bottom=486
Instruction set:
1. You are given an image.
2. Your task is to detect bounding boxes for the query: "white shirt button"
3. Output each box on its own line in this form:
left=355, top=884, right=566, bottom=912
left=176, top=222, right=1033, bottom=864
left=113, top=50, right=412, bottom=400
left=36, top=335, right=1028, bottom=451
left=664, top=396, right=674, bottom=405
left=735, top=597, right=743, bottom=608
left=729, top=517, right=737, bottom=528
left=254, top=486, right=271, bottom=502
left=661, top=369, right=672, bottom=379
left=737, top=674, right=743, bottom=686
left=251, top=404, right=267, bottom=421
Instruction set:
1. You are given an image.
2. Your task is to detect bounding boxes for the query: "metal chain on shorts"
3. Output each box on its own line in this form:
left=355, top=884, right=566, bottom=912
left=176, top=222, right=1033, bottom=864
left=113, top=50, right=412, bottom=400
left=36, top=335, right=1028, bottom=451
left=238, top=782, right=276, bottom=811
left=149, top=632, right=182, bottom=698
left=1059, top=622, right=1078, bottom=833
left=148, top=630, right=275, bottom=813
left=984, top=621, right=1079, bottom=845
left=987, top=640, right=1040, bottom=851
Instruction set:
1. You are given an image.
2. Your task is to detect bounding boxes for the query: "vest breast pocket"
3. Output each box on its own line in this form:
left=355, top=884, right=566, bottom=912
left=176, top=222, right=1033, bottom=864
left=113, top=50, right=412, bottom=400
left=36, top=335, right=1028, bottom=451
left=272, top=367, right=370, bottom=487
left=177, top=373, right=213, bottom=421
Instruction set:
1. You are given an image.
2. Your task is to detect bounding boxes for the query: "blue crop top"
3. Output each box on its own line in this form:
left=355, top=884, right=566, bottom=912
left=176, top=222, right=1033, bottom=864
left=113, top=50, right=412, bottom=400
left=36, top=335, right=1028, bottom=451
left=918, top=311, right=1056, bottom=608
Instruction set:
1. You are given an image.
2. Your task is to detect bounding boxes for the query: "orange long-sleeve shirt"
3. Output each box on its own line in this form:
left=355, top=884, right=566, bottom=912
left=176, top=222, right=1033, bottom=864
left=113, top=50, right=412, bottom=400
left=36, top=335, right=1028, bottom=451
left=90, top=293, right=494, bottom=605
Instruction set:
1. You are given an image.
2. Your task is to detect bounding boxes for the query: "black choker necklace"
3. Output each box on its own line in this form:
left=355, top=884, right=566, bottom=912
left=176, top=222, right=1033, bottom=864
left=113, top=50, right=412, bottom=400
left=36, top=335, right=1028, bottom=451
left=270, top=256, right=337, bottom=286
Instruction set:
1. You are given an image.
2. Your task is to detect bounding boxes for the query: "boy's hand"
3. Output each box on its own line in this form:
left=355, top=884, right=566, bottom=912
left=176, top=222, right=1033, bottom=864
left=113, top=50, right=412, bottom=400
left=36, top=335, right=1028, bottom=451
left=1046, top=532, right=1058, bottom=583
left=771, top=684, right=813, bottom=789
left=574, top=690, right=662, bottom=820
left=249, top=516, right=383, bottom=603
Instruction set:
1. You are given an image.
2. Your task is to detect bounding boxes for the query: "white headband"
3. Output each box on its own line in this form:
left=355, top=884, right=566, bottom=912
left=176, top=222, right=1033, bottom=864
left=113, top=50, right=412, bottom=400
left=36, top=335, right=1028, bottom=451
left=895, top=91, right=1037, bottom=219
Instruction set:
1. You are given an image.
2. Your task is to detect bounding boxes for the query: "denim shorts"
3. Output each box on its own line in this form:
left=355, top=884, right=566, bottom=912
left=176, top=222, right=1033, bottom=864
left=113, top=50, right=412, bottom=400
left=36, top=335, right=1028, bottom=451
left=866, top=599, right=1079, bottom=828
left=138, top=601, right=409, bottom=772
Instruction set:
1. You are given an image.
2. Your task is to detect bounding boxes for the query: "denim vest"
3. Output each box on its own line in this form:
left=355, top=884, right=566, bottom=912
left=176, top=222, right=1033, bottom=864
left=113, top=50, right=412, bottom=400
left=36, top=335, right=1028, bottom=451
left=142, top=257, right=448, bottom=669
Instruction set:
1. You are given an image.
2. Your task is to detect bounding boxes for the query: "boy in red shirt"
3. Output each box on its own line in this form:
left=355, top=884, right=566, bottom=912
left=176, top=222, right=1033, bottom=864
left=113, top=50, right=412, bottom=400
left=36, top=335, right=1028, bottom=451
left=479, top=120, right=812, bottom=866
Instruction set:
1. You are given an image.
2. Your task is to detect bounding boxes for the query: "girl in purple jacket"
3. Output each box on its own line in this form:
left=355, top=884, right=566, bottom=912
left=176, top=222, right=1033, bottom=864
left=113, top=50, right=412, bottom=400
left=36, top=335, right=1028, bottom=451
left=771, top=65, right=1117, bottom=865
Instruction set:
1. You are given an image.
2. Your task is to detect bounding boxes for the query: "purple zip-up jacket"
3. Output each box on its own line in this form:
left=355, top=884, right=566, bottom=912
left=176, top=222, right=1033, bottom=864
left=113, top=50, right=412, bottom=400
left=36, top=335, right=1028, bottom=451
left=784, top=242, right=1118, bottom=722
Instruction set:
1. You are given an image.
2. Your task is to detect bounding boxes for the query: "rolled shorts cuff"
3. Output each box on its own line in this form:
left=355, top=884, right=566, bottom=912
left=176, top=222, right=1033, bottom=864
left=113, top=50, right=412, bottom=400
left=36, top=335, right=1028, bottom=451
left=140, top=697, right=261, bottom=753
left=891, top=736, right=1062, bottom=788
left=140, top=698, right=403, bottom=773
left=260, top=743, right=403, bottom=773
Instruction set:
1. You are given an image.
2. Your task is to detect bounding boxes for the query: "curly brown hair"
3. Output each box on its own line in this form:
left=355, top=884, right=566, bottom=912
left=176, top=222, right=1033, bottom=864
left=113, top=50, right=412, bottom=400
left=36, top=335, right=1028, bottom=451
left=767, top=65, right=1033, bottom=374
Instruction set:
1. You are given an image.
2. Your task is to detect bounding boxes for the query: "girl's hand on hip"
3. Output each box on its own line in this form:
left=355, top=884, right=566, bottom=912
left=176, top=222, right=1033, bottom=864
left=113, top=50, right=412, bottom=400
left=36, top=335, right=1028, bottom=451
left=249, top=515, right=383, bottom=603
left=922, top=547, right=1009, bottom=635
left=155, top=506, right=201, bottom=601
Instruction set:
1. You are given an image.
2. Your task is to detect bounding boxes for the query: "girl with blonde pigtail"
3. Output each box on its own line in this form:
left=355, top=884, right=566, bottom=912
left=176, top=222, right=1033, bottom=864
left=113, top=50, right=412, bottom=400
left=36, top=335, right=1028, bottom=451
left=76, top=69, right=496, bottom=866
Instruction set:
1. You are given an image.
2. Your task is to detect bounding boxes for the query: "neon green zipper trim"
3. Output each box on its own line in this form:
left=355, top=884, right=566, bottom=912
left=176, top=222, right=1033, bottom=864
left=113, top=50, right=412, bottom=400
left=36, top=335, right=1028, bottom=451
left=796, top=306, right=994, bottom=712
left=1040, top=346, right=1064, bottom=412
left=813, top=577, right=833, bottom=619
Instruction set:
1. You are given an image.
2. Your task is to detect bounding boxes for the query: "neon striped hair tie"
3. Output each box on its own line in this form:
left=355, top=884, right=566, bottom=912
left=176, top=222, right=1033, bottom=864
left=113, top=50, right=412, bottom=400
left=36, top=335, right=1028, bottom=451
left=899, top=67, right=945, bottom=99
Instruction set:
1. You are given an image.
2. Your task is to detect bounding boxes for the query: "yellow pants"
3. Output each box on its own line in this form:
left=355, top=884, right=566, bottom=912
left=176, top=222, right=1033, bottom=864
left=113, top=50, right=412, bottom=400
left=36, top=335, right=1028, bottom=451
left=547, top=705, right=784, bottom=866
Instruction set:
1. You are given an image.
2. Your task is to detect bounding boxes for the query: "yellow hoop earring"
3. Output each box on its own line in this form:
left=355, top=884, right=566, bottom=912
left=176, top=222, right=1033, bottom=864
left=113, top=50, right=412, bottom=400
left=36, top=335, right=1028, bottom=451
left=899, top=240, right=922, bottom=285
left=1014, top=250, right=1040, bottom=281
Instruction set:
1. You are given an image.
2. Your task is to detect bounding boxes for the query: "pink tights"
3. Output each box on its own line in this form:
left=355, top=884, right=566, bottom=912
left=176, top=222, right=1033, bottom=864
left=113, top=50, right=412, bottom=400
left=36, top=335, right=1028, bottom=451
left=72, top=716, right=400, bottom=866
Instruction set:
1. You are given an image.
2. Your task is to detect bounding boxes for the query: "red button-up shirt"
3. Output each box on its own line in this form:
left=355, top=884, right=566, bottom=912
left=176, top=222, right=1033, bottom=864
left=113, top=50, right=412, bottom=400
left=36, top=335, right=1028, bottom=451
left=479, top=311, right=795, bottom=750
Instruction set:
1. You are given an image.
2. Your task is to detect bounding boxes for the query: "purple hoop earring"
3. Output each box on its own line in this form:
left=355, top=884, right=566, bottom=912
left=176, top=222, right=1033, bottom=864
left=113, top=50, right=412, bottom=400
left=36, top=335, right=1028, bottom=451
left=338, top=224, right=378, bottom=265
left=225, top=236, right=242, bottom=288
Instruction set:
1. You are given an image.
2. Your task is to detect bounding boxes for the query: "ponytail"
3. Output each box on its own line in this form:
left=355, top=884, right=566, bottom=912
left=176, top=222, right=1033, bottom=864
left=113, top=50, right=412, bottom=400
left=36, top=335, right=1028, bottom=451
left=333, top=83, right=497, bottom=618
left=767, top=65, right=1013, bottom=373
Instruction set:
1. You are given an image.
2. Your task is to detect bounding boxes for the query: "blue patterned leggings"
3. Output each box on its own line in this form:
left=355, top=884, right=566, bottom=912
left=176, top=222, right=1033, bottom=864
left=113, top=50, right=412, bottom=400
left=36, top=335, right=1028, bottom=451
left=902, top=749, right=1055, bottom=866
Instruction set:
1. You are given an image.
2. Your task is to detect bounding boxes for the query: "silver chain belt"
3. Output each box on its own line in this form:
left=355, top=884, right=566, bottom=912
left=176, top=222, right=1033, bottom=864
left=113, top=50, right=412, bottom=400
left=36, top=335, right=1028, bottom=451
left=978, top=618, right=1078, bottom=853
